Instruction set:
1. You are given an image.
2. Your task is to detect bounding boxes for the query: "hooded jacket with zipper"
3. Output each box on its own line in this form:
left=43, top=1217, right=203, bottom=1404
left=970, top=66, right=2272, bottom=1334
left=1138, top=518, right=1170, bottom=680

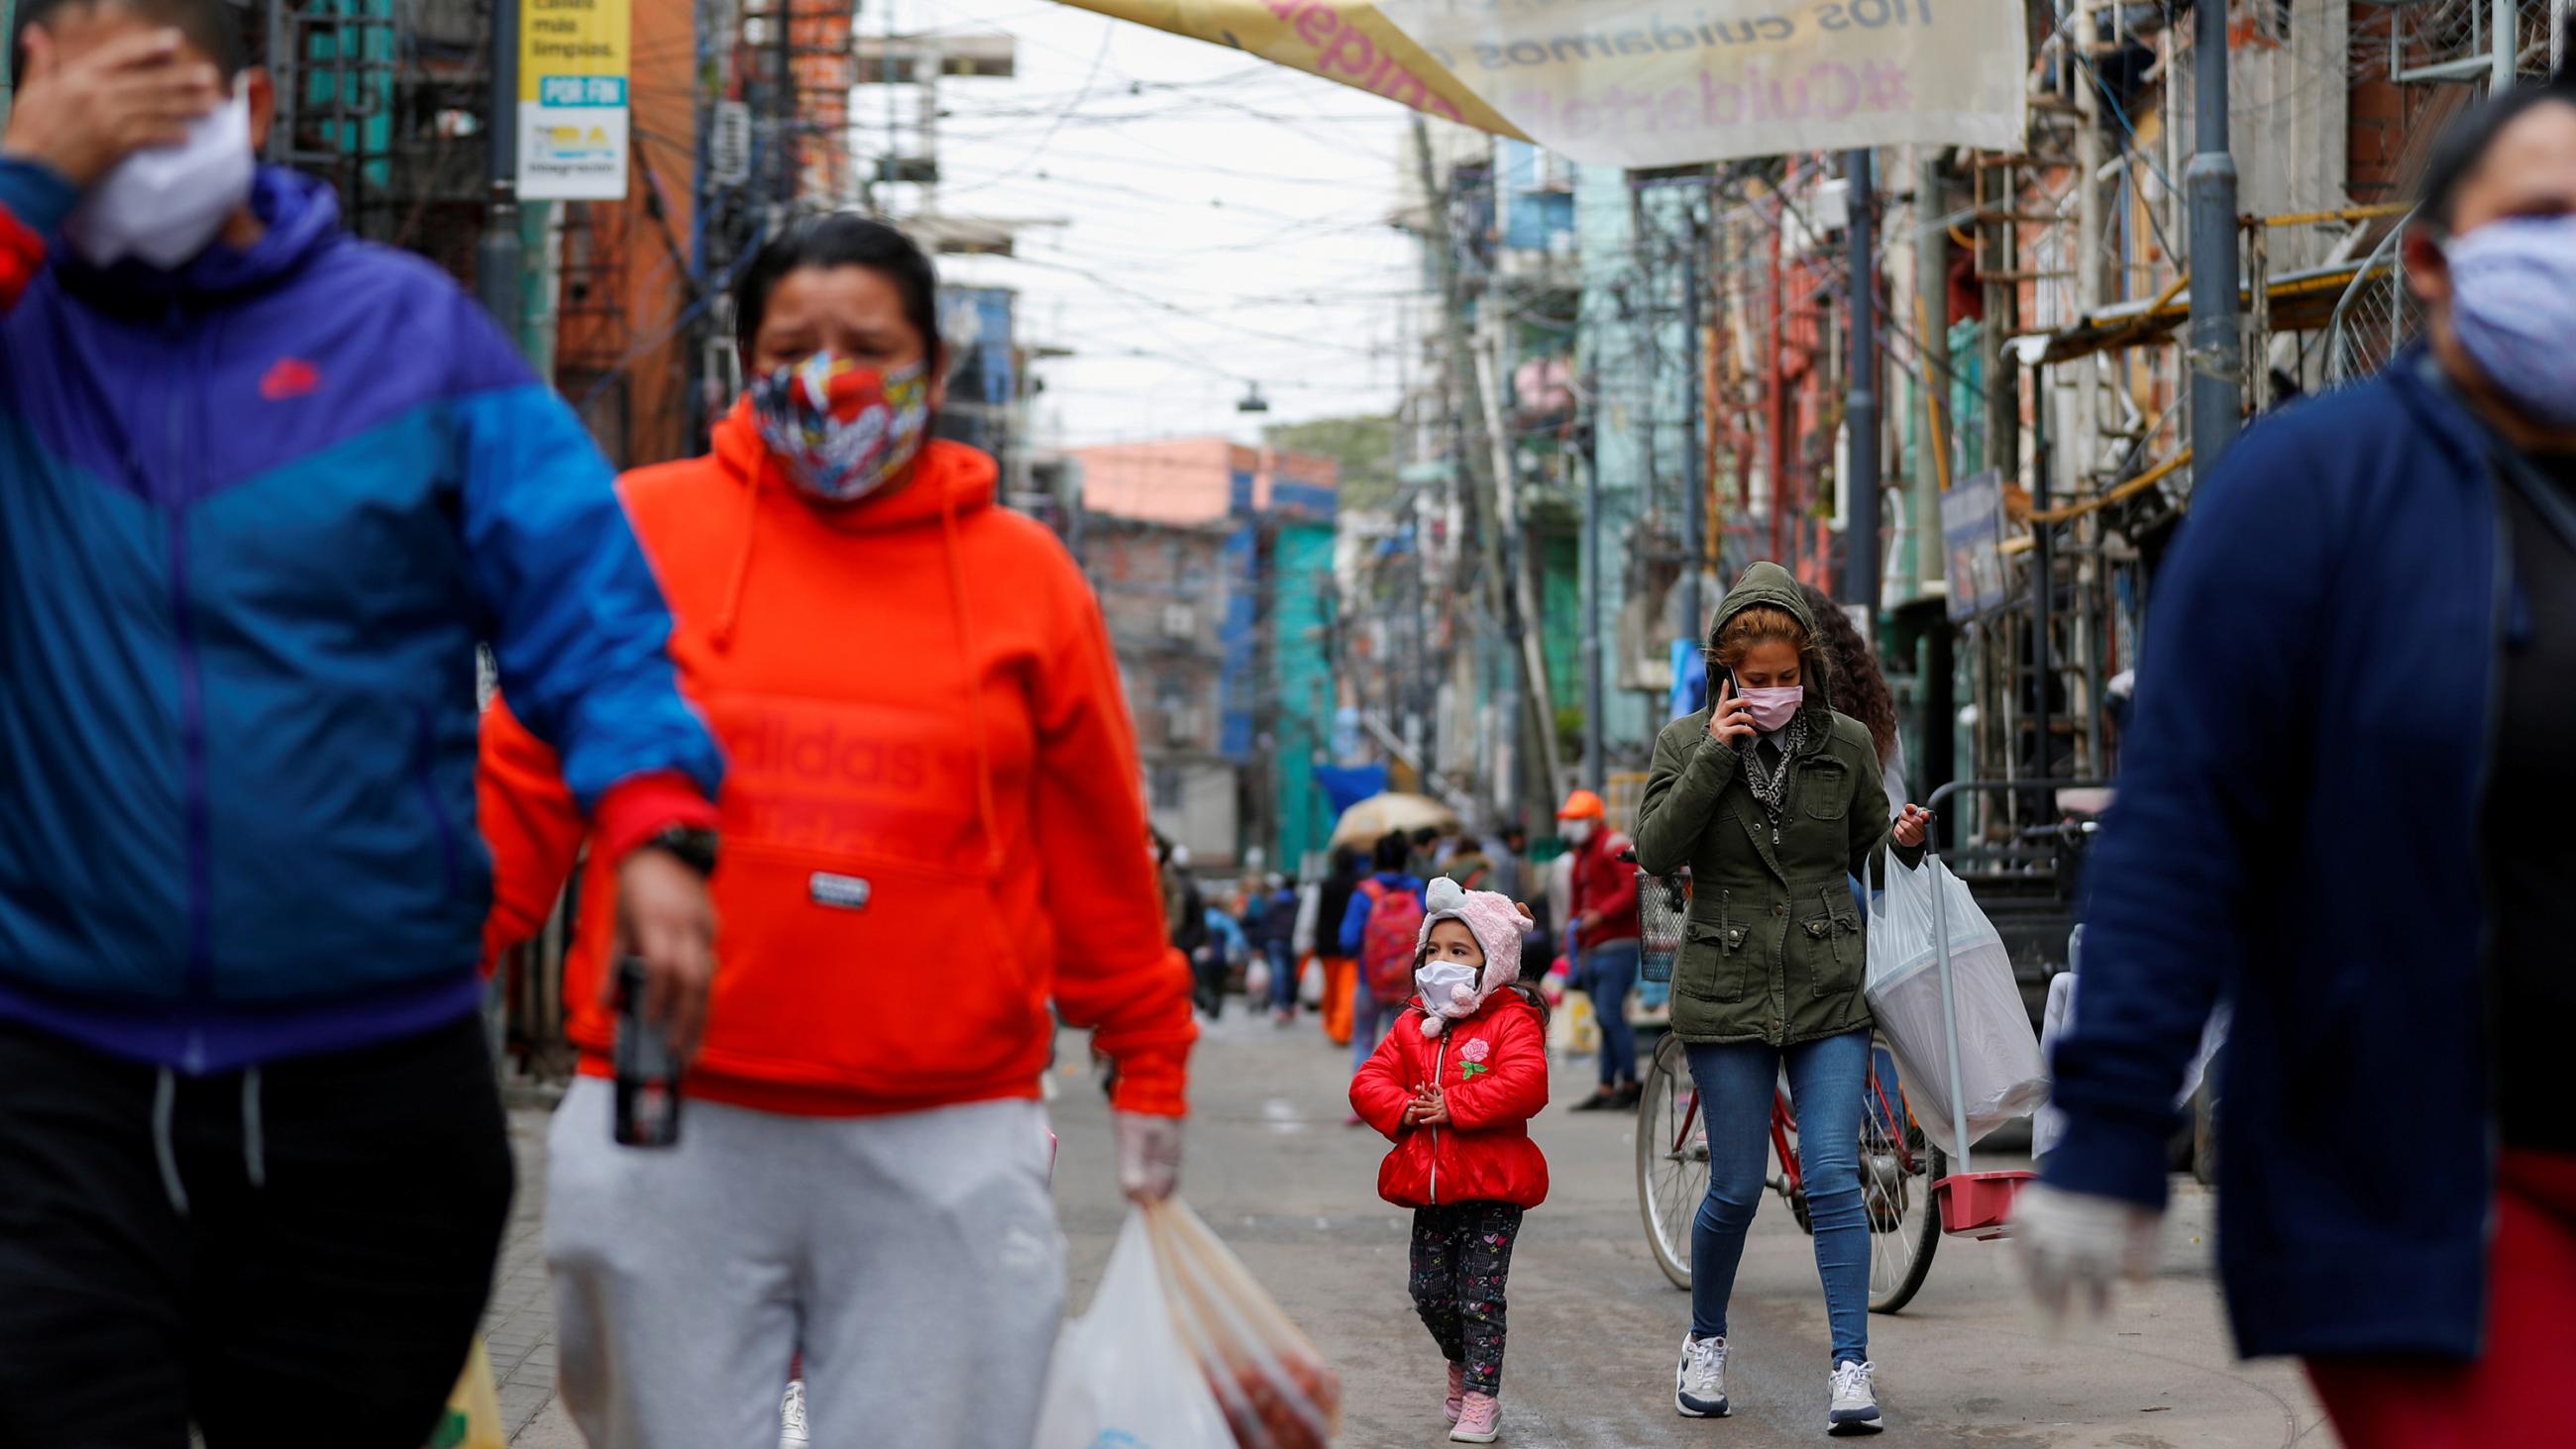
left=1350, top=990, right=1550, bottom=1209
left=0, top=162, right=718, bottom=1070
left=2042, top=353, right=2514, bottom=1361
left=480, top=402, right=1195, bottom=1117
left=1632, top=563, right=1921, bottom=1049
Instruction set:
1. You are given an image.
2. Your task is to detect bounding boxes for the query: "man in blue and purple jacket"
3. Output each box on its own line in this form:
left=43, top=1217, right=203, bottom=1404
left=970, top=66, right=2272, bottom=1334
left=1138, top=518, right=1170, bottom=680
left=0, top=1, right=726, bottom=1442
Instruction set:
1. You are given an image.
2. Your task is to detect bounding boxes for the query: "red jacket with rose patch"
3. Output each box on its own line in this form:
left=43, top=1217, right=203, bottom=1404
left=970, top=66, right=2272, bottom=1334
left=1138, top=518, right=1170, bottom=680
left=1349, top=991, right=1550, bottom=1209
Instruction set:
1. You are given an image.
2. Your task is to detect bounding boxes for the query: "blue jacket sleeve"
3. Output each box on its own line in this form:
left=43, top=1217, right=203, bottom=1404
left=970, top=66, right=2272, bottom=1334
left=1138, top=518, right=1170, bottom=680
left=1340, top=888, right=1371, bottom=957
left=0, top=158, right=76, bottom=313
left=444, top=303, right=722, bottom=810
left=2041, top=416, right=2341, bottom=1209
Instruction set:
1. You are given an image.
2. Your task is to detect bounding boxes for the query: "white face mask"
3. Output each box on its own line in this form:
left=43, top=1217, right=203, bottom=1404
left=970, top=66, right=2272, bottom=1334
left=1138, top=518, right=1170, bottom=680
left=64, top=86, right=256, bottom=270
left=1415, top=960, right=1480, bottom=1013
left=1563, top=819, right=1595, bottom=846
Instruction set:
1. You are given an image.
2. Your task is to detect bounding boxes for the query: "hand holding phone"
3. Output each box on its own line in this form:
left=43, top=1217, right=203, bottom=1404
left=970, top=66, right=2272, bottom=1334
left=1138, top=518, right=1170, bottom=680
left=1707, top=676, right=1757, bottom=747
left=612, top=958, right=684, bottom=1148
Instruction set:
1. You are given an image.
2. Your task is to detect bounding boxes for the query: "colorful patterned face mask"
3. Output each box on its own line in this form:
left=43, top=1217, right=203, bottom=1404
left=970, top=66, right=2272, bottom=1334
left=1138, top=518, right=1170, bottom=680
left=747, top=353, right=930, bottom=503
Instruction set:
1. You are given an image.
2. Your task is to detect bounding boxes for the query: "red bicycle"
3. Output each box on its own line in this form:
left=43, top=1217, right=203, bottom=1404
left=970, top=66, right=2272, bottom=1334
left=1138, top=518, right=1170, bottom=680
left=1632, top=871, right=1945, bottom=1313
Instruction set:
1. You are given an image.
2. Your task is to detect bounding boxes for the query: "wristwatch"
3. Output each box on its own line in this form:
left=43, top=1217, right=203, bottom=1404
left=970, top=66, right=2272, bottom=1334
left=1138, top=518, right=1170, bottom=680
left=639, top=825, right=718, bottom=879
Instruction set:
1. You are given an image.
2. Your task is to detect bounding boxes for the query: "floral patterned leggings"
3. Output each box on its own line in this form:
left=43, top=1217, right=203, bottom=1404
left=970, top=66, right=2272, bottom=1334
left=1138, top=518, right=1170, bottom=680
left=1408, top=1200, right=1525, bottom=1396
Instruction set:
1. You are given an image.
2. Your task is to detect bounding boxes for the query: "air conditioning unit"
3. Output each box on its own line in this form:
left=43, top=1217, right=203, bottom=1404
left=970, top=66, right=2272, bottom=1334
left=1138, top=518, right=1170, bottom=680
left=1165, top=707, right=1201, bottom=748
left=1161, top=604, right=1196, bottom=640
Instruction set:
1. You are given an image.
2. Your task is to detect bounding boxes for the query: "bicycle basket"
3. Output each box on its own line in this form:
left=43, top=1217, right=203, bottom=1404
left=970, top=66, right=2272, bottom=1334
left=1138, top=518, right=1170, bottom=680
left=1636, top=869, right=1690, bottom=984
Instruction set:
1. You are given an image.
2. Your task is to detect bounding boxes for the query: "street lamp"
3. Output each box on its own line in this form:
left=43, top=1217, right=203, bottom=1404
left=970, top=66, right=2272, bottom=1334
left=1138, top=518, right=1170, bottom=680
left=1236, top=383, right=1271, bottom=414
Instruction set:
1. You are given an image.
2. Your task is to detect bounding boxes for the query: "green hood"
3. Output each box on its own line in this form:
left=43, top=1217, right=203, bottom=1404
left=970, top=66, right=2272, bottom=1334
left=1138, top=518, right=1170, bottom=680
left=1708, top=562, right=1834, bottom=713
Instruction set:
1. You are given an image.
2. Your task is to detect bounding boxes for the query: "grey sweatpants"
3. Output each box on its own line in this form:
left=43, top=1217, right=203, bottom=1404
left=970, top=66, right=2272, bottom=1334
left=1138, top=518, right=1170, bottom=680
left=545, top=1081, right=1065, bottom=1449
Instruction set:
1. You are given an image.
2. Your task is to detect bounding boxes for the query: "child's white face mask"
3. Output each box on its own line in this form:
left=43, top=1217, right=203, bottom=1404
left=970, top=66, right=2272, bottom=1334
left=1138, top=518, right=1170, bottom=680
left=1416, top=961, right=1479, bottom=1014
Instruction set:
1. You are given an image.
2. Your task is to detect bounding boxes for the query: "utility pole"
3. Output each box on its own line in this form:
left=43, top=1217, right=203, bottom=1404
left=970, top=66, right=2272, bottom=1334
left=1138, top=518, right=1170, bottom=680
left=1844, top=148, right=1879, bottom=624
left=1914, top=153, right=1948, bottom=592
left=772, top=0, right=797, bottom=210
left=477, top=0, right=522, bottom=343
left=2030, top=363, right=2054, bottom=800
left=1476, top=322, right=1565, bottom=816
left=1413, top=117, right=1552, bottom=817
left=2185, top=0, right=2241, bottom=483
left=1680, top=195, right=1708, bottom=650
left=1579, top=376, right=1606, bottom=795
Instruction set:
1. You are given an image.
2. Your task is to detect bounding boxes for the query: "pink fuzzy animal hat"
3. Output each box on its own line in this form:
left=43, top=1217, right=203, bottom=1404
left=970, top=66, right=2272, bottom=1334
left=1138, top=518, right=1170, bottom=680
left=1415, top=877, right=1527, bottom=1037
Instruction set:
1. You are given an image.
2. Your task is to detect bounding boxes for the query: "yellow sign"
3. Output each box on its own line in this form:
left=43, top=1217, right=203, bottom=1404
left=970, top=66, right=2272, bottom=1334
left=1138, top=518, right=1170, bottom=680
left=1062, top=0, right=1519, bottom=137
left=518, top=0, right=631, bottom=200
left=1051, top=0, right=2025, bottom=165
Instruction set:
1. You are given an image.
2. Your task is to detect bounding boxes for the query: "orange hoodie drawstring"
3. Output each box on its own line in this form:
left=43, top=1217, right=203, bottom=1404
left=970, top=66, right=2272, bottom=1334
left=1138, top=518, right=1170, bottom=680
left=708, top=450, right=765, bottom=654
left=939, top=486, right=1006, bottom=875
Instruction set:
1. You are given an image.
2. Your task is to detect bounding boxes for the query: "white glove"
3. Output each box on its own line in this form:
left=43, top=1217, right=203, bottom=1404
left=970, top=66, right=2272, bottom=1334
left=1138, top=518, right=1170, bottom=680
left=2010, top=1181, right=2163, bottom=1329
left=1113, top=1111, right=1183, bottom=1203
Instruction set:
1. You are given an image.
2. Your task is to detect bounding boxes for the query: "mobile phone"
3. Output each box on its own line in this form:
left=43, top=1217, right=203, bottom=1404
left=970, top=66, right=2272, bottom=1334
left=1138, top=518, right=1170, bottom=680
left=612, top=958, right=683, bottom=1148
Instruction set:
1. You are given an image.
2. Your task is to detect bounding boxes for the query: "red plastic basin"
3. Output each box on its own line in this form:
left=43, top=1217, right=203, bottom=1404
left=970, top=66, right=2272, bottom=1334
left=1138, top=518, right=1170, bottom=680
left=1935, top=1170, right=2035, bottom=1240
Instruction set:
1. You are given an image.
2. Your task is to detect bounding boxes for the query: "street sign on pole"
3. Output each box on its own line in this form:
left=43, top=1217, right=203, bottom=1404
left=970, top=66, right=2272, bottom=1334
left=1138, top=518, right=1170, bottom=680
left=709, top=100, right=752, bottom=186
left=518, top=0, right=633, bottom=200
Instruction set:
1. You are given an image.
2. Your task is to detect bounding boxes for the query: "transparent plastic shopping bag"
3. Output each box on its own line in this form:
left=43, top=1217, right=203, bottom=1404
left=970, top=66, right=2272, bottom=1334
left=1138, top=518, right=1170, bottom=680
left=1033, top=1209, right=1234, bottom=1449
left=1035, top=1200, right=1343, bottom=1449
left=1143, top=1197, right=1343, bottom=1449
left=1863, top=854, right=2048, bottom=1155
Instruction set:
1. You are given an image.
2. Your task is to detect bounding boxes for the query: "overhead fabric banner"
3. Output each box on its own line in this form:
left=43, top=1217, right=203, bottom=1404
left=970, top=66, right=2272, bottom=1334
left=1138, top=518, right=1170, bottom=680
left=519, top=0, right=633, bottom=200
left=1051, top=0, right=2025, bottom=165
left=1061, top=0, right=1521, bottom=136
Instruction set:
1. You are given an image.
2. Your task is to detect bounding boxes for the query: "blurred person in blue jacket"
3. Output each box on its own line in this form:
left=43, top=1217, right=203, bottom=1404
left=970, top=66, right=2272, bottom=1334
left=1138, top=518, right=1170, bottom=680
left=0, top=1, right=722, bottom=1443
left=2021, top=83, right=2576, bottom=1447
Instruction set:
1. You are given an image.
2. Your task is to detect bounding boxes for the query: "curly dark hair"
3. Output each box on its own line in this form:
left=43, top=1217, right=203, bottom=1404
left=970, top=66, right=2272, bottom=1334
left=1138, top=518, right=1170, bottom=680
left=1799, top=583, right=1899, bottom=770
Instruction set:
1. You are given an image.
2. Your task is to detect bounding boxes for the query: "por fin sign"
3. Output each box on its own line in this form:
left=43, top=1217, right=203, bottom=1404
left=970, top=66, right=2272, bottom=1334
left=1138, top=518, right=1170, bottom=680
left=1051, top=0, right=2026, bottom=166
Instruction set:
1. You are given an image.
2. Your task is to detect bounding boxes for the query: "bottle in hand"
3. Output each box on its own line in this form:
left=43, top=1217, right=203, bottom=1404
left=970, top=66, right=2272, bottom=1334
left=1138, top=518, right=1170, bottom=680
left=613, top=957, right=683, bottom=1147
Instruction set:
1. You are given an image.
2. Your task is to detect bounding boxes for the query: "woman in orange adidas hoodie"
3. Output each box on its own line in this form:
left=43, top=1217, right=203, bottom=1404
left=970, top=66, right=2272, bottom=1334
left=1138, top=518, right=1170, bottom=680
left=477, top=215, right=1196, bottom=1449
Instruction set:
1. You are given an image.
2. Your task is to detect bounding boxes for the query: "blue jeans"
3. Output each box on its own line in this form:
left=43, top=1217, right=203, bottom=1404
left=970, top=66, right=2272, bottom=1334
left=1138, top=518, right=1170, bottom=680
left=1350, top=973, right=1400, bottom=1077
left=1684, top=1030, right=1871, bottom=1366
left=1267, top=949, right=1300, bottom=1011
left=1584, top=941, right=1640, bottom=1087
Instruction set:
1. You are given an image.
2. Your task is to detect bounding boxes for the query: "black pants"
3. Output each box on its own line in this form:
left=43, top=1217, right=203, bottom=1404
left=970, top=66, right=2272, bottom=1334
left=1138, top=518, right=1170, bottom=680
left=1409, top=1201, right=1525, bottom=1397
left=0, top=1013, right=514, bottom=1449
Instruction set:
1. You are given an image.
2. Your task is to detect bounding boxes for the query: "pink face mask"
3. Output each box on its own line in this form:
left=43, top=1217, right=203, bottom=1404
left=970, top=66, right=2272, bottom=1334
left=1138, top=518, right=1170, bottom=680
left=1739, top=685, right=1805, bottom=732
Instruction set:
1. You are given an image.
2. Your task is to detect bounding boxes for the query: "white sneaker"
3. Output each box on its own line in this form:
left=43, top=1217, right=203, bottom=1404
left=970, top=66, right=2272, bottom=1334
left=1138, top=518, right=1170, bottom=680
left=1829, top=1360, right=1882, bottom=1435
left=1674, top=1333, right=1729, bottom=1417
left=779, top=1379, right=809, bottom=1448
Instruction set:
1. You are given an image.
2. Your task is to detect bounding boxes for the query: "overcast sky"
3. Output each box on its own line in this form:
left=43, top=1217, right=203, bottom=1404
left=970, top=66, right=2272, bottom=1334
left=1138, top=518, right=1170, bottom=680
left=877, top=0, right=1421, bottom=448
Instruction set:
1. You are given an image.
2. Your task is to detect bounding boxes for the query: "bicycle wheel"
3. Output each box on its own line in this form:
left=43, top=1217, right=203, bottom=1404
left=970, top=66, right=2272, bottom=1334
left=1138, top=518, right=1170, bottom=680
left=1636, top=1031, right=1706, bottom=1291
left=1861, top=1048, right=1944, bottom=1314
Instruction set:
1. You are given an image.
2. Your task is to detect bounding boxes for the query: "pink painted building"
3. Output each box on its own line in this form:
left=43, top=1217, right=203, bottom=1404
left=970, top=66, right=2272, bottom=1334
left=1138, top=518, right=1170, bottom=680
left=1072, top=439, right=1340, bottom=526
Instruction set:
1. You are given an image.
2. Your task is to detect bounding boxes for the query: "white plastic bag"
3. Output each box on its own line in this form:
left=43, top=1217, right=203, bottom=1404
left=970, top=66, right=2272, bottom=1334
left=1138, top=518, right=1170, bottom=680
left=1032, top=1209, right=1234, bottom=1449
left=1863, top=855, right=2048, bottom=1155
left=1243, top=957, right=1271, bottom=1004
left=2031, top=968, right=2229, bottom=1162
left=1298, top=956, right=1325, bottom=1009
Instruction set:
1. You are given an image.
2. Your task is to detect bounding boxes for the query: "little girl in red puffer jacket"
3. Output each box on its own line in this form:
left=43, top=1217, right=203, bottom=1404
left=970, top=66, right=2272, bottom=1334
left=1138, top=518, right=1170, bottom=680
left=1349, top=878, right=1553, bottom=1444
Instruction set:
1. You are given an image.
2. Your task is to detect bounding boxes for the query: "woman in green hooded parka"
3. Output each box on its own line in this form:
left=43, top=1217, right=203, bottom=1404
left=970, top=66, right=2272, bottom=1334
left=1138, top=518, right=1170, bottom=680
left=1635, top=562, right=1931, bottom=1436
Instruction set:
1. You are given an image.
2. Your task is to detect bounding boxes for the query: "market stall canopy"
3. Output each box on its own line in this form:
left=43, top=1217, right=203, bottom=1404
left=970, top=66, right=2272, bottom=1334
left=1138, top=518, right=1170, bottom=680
left=1048, top=0, right=2027, bottom=166
left=1328, top=791, right=1461, bottom=849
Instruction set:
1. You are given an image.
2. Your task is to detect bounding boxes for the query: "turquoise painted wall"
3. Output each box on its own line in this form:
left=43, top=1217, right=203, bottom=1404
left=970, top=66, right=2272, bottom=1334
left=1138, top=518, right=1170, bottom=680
left=1269, top=521, right=1338, bottom=873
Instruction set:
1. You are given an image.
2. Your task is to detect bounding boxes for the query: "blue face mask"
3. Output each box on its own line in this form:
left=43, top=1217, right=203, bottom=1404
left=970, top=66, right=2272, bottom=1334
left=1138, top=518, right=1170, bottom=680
left=2444, top=215, right=2576, bottom=431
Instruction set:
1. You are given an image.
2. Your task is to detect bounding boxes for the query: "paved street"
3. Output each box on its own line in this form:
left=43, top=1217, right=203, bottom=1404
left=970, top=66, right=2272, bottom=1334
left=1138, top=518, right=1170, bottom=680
left=494, top=1008, right=2331, bottom=1448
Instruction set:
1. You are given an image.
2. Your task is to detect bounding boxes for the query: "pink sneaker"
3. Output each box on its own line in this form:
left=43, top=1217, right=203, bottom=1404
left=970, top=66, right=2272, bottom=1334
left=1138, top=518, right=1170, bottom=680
left=1450, top=1390, right=1500, bottom=1443
left=1444, top=1362, right=1466, bottom=1424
